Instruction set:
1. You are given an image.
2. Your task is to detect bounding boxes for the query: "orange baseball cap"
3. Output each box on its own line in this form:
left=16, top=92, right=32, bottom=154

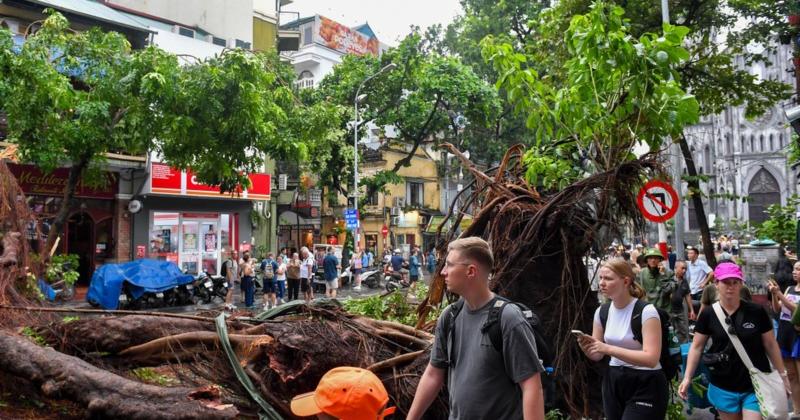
left=290, top=367, right=396, bottom=420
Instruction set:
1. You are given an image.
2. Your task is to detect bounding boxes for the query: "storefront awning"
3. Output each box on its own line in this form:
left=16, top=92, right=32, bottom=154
left=426, top=214, right=473, bottom=234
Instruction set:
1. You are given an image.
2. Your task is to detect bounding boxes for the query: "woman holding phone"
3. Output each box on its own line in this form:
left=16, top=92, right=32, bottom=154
left=576, top=258, right=667, bottom=420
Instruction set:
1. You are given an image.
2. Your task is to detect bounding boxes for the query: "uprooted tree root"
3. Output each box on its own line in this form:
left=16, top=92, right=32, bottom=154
left=3, top=303, right=447, bottom=419
left=418, top=143, right=660, bottom=418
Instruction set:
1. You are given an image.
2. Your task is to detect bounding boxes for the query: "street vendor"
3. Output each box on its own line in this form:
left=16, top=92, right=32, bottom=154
left=636, top=248, right=673, bottom=310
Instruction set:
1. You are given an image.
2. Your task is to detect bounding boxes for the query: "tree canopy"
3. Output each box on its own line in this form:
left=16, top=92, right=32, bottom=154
left=310, top=31, right=500, bottom=203
left=483, top=2, right=699, bottom=188
left=0, top=11, right=339, bottom=251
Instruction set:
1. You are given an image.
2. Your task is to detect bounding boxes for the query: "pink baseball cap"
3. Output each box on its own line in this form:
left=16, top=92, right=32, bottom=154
left=714, top=262, right=743, bottom=282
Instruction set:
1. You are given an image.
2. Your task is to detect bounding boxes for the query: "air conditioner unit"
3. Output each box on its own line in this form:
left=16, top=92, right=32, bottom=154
left=278, top=174, right=288, bottom=190
left=390, top=207, right=400, bottom=216
left=391, top=216, right=401, bottom=226
left=393, top=197, right=406, bottom=208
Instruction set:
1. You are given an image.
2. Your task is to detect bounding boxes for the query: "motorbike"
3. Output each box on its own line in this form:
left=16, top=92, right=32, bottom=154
left=210, top=274, right=229, bottom=303
left=338, top=266, right=383, bottom=289
left=193, top=271, right=216, bottom=304
left=384, top=267, right=409, bottom=293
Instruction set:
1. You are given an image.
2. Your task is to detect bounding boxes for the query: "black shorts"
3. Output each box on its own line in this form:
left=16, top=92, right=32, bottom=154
left=263, top=279, right=275, bottom=294
left=300, top=278, right=310, bottom=292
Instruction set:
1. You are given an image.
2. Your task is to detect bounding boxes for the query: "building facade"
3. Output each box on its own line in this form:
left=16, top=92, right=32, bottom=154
left=681, top=42, right=799, bottom=235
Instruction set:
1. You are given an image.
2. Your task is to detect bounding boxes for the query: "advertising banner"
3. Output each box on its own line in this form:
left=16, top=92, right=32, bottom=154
left=148, top=162, right=270, bottom=200
left=8, top=163, right=117, bottom=199
left=316, top=15, right=379, bottom=56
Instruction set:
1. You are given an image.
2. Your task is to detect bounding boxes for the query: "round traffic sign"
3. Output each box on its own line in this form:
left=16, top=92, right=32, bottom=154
left=636, top=180, right=679, bottom=223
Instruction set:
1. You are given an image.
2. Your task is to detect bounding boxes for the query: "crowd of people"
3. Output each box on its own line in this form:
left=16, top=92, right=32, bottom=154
left=222, top=235, right=800, bottom=419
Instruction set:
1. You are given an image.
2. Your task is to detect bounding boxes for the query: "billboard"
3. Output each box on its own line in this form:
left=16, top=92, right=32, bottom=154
left=149, top=162, right=270, bottom=200
left=316, top=15, right=379, bottom=56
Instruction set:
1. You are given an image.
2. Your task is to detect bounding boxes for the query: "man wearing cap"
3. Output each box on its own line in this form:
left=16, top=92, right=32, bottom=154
left=636, top=248, right=673, bottom=311
left=290, top=366, right=396, bottom=420
left=407, top=237, right=545, bottom=420
left=686, top=246, right=714, bottom=314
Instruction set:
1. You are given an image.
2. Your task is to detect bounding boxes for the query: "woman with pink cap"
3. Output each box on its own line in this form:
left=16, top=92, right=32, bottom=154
left=679, top=262, right=790, bottom=419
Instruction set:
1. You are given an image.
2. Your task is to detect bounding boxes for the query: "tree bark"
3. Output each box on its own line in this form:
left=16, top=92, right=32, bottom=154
left=678, top=134, right=717, bottom=266
left=0, top=330, right=238, bottom=419
left=43, top=155, right=90, bottom=258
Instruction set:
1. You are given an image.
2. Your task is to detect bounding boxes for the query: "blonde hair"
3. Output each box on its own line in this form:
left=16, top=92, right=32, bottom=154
left=448, top=237, right=494, bottom=272
left=601, top=258, right=645, bottom=300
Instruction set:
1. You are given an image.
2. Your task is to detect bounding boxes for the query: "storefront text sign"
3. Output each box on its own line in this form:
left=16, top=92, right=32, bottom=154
left=149, top=162, right=270, bottom=200
left=9, top=163, right=117, bottom=199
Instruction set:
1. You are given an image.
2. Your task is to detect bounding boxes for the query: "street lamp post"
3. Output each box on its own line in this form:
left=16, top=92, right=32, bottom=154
left=353, top=63, right=397, bottom=250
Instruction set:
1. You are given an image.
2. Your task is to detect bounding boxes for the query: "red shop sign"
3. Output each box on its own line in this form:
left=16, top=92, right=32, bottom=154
left=150, top=163, right=181, bottom=195
left=8, top=163, right=117, bottom=199
left=148, top=162, right=270, bottom=201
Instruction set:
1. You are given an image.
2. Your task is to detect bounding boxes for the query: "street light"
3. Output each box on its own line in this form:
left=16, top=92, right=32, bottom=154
left=353, top=62, right=397, bottom=247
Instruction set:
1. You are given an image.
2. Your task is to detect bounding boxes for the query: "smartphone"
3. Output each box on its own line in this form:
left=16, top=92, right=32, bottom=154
left=571, top=330, right=588, bottom=337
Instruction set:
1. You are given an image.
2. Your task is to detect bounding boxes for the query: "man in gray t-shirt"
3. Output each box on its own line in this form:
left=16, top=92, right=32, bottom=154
left=407, top=237, right=545, bottom=420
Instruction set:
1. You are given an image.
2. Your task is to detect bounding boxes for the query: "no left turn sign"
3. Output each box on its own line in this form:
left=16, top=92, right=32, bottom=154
left=636, top=180, right=679, bottom=223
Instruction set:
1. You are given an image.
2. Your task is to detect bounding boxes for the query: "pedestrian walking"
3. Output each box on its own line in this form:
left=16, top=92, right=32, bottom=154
left=670, top=261, right=695, bottom=343
left=323, top=247, right=340, bottom=298
left=275, top=255, right=287, bottom=305
left=286, top=252, right=301, bottom=301
left=636, top=248, right=673, bottom=311
left=300, top=247, right=315, bottom=302
left=221, top=249, right=239, bottom=310
left=577, top=258, right=668, bottom=420
left=686, top=246, right=714, bottom=314
left=261, top=252, right=278, bottom=310
left=239, top=252, right=255, bottom=308
left=680, top=262, right=790, bottom=419
left=351, top=247, right=363, bottom=291
left=407, top=237, right=545, bottom=419
left=426, top=248, right=436, bottom=274
left=768, top=260, right=800, bottom=411
left=409, top=248, right=421, bottom=291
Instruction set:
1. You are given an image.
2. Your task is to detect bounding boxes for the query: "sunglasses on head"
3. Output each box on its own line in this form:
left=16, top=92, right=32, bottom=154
left=724, top=315, right=737, bottom=336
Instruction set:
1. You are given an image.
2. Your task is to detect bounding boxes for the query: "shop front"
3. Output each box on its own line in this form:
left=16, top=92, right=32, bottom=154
left=132, top=162, right=270, bottom=276
left=8, top=163, right=120, bottom=284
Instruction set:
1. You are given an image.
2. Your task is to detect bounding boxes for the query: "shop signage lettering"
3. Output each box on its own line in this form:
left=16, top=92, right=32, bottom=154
left=9, top=163, right=117, bottom=199
left=148, top=162, right=270, bottom=200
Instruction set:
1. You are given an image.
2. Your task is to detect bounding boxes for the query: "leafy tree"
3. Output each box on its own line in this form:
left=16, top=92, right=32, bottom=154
left=484, top=2, right=699, bottom=186
left=311, top=31, right=501, bottom=204
left=0, top=12, right=176, bottom=253
left=756, top=195, right=800, bottom=250
left=0, top=11, right=339, bottom=254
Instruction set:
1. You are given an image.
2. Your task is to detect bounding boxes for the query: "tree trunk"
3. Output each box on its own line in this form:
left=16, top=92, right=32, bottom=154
left=43, top=156, right=90, bottom=258
left=0, top=330, right=238, bottom=419
left=678, top=134, right=717, bottom=267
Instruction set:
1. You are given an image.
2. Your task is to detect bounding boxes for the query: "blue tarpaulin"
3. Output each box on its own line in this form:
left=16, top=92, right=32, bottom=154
left=87, top=259, right=194, bottom=309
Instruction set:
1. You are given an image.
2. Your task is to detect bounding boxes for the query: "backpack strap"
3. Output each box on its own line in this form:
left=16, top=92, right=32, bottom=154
left=481, top=296, right=511, bottom=353
left=443, top=299, right=465, bottom=367
left=630, top=299, right=648, bottom=344
left=599, top=302, right=611, bottom=330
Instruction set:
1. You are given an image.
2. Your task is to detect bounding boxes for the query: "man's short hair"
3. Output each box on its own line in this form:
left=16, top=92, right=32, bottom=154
left=326, top=246, right=333, bottom=253
left=447, top=237, right=494, bottom=272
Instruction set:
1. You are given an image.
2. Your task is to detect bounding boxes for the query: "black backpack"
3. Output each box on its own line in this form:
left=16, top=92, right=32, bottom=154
left=598, top=299, right=678, bottom=380
left=442, top=296, right=554, bottom=369
left=220, top=259, right=230, bottom=278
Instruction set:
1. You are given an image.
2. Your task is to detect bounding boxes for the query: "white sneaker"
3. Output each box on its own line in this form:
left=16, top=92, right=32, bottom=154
left=263, top=304, right=270, bottom=310
left=353, top=285, right=362, bottom=291
left=225, top=303, right=237, bottom=311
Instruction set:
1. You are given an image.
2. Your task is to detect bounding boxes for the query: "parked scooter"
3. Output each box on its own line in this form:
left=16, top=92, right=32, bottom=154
left=384, top=267, right=408, bottom=293
left=338, top=266, right=383, bottom=289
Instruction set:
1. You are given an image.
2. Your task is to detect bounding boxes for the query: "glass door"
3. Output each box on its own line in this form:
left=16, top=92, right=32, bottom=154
left=179, top=219, right=200, bottom=274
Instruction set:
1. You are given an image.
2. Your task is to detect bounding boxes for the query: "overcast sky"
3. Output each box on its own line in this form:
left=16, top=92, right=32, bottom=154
left=287, top=0, right=463, bottom=45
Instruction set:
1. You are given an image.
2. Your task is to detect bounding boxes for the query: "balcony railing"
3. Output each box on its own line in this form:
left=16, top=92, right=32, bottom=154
left=294, top=78, right=315, bottom=90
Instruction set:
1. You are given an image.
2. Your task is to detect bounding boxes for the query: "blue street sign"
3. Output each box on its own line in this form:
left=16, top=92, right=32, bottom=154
left=345, top=208, right=359, bottom=230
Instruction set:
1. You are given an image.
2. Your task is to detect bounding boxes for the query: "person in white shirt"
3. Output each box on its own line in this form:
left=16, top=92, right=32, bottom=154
left=299, top=246, right=315, bottom=302
left=577, top=258, right=667, bottom=420
left=275, top=255, right=287, bottom=305
left=686, top=246, right=713, bottom=313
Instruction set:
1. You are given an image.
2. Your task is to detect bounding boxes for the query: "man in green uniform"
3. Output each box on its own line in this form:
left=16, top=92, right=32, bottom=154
left=636, top=248, right=673, bottom=310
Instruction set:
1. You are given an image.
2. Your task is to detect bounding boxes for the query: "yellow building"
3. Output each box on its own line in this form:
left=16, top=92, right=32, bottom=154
left=321, top=145, right=441, bottom=257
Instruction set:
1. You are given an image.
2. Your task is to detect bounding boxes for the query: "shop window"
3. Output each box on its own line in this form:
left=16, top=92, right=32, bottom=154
left=150, top=212, right=229, bottom=275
